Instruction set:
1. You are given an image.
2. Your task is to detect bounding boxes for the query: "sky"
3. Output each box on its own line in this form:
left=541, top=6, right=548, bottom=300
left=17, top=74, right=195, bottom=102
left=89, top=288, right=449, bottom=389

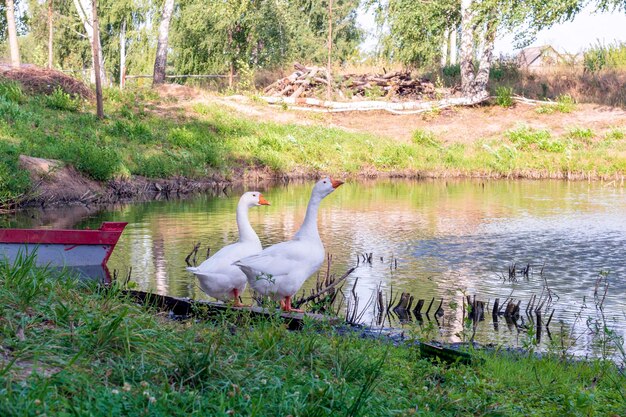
left=358, top=4, right=626, bottom=56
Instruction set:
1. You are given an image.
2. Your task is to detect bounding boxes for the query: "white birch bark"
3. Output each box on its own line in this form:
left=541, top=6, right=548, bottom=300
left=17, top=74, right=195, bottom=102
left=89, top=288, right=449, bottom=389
left=119, top=19, right=126, bottom=89
left=5, top=0, right=21, bottom=68
left=153, top=0, right=175, bottom=85
left=460, top=0, right=475, bottom=95
left=441, top=28, right=450, bottom=67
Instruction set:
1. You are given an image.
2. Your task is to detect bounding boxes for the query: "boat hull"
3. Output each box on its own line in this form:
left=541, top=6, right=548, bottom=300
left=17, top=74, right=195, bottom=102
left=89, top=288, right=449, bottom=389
left=0, top=222, right=127, bottom=268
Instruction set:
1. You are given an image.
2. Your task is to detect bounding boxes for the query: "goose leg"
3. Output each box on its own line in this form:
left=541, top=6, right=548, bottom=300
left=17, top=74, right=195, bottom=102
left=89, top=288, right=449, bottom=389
left=232, top=289, right=248, bottom=308
left=282, top=296, right=304, bottom=313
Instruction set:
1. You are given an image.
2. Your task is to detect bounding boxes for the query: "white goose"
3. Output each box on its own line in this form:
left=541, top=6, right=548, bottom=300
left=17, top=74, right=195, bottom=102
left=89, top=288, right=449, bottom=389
left=234, top=177, right=344, bottom=312
left=187, top=191, right=270, bottom=306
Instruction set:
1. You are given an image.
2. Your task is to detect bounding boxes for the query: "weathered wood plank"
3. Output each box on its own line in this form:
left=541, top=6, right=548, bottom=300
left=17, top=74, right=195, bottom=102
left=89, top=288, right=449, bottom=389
left=122, top=290, right=338, bottom=330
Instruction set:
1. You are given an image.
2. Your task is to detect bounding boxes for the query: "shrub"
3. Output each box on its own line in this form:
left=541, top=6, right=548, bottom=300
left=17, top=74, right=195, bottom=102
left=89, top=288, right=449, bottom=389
left=604, top=128, right=625, bottom=141
left=134, top=153, right=178, bottom=178
left=169, top=127, right=198, bottom=147
left=0, top=142, right=30, bottom=203
left=555, top=95, right=576, bottom=113
left=536, top=94, right=576, bottom=115
left=0, top=97, right=23, bottom=123
left=107, top=120, right=153, bottom=143
left=568, top=127, right=595, bottom=141
left=506, top=125, right=564, bottom=152
left=44, top=87, right=82, bottom=112
left=0, top=80, right=24, bottom=103
left=495, top=86, right=514, bottom=107
left=64, top=141, right=121, bottom=181
left=442, top=64, right=460, bottom=78
left=412, top=129, right=441, bottom=147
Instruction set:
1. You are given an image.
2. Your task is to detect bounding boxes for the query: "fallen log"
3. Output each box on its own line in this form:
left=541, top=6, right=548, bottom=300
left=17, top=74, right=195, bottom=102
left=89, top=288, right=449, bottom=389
left=259, top=92, right=489, bottom=115
left=122, top=290, right=338, bottom=331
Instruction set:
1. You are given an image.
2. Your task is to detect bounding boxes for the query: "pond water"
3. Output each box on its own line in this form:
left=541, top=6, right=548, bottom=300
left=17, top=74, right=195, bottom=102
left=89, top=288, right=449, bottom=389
left=4, top=179, right=626, bottom=357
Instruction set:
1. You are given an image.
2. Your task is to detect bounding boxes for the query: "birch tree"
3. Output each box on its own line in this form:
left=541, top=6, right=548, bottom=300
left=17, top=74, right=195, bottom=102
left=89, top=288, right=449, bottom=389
left=48, top=0, right=53, bottom=68
left=73, top=0, right=107, bottom=84
left=153, top=0, right=175, bottom=85
left=5, top=0, right=21, bottom=67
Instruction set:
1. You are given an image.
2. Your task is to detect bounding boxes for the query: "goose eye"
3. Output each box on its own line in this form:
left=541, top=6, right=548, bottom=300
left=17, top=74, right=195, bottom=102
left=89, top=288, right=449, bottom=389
left=323, top=181, right=327, bottom=184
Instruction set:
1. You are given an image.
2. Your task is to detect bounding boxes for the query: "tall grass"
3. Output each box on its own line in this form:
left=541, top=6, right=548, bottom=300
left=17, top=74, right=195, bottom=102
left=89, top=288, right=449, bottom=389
left=0, top=255, right=624, bottom=415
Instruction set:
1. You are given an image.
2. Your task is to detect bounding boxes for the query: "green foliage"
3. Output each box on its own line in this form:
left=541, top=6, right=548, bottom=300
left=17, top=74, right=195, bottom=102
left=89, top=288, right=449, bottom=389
left=412, top=129, right=441, bottom=147
left=442, top=64, right=460, bottom=78
left=506, top=125, right=565, bottom=152
left=44, top=87, right=83, bottom=112
left=134, top=153, right=178, bottom=178
left=604, top=128, right=625, bottom=141
left=0, top=97, right=25, bottom=124
left=384, top=0, right=460, bottom=67
left=0, top=141, right=30, bottom=203
left=584, top=41, right=626, bottom=72
left=536, top=94, right=576, bottom=114
left=0, top=80, right=24, bottom=103
left=173, top=0, right=361, bottom=78
left=495, top=86, right=513, bottom=107
left=65, top=140, right=121, bottom=181
left=568, top=127, right=595, bottom=141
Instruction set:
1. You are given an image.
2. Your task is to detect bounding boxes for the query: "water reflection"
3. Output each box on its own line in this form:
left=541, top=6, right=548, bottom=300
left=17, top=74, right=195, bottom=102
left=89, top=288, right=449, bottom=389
left=3, top=179, right=625, bottom=357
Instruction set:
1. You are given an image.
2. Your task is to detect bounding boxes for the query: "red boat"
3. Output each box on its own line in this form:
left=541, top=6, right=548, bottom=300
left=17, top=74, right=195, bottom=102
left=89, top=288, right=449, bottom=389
left=0, top=222, right=128, bottom=269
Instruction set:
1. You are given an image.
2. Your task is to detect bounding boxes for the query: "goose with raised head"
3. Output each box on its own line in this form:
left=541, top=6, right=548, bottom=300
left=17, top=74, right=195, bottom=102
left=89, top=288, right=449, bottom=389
left=187, top=191, right=270, bottom=306
left=234, top=177, right=344, bottom=312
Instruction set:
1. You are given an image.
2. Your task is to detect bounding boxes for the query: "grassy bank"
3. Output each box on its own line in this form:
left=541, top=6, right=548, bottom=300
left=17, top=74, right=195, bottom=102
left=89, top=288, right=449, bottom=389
left=0, top=257, right=625, bottom=416
left=1, top=81, right=626, bottom=204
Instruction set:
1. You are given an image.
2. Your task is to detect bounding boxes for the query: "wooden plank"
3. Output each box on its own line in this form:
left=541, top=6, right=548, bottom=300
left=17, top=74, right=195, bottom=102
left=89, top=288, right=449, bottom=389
left=122, top=290, right=338, bottom=330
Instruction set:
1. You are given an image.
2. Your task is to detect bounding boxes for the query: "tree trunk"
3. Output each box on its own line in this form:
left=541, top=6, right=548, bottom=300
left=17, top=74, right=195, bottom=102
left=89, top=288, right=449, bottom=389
left=73, top=0, right=107, bottom=85
left=449, top=27, right=458, bottom=65
left=326, top=0, right=333, bottom=100
left=153, top=0, right=175, bottom=85
left=228, top=61, right=234, bottom=88
left=5, top=0, right=20, bottom=68
left=48, top=0, right=54, bottom=69
left=92, top=0, right=104, bottom=119
left=473, top=15, right=497, bottom=94
left=460, top=0, right=475, bottom=95
left=441, top=28, right=449, bottom=67
left=119, top=19, right=126, bottom=89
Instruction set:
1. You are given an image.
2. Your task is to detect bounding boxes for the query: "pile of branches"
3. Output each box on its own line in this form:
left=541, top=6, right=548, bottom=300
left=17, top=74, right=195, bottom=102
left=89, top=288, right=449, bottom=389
left=263, top=63, right=440, bottom=101
left=0, top=65, right=93, bottom=99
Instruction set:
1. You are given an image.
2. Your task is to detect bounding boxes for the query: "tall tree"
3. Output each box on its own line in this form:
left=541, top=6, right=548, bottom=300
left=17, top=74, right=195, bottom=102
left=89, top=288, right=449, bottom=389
left=5, top=0, right=21, bottom=67
left=153, top=0, right=175, bottom=85
left=92, top=0, right=103, bottom=118
left=73, top=0, right=107, bottom=84
left=48, top=0, right=53, bottom=68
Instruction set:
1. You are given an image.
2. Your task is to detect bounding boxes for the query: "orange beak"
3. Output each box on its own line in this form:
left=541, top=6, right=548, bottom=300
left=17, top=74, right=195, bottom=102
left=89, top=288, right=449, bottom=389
left=330, top=178, right=344, bottom=189
left=258, top=194, right=270, bottom=205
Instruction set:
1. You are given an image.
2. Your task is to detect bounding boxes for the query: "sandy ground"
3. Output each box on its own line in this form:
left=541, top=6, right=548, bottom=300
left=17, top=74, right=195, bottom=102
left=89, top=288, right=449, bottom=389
left=156, top=84, right=626, bottom=144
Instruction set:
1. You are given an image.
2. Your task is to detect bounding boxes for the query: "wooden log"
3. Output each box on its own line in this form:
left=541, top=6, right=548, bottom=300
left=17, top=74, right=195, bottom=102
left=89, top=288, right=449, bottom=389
left=123, top=290, right=337, bottom=331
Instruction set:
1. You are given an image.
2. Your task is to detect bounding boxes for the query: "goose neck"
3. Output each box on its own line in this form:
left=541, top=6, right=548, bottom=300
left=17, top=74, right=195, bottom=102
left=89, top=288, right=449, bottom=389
left=295, top=192, right=322, bottom=240
left=236, top=202, right=259, bottom=243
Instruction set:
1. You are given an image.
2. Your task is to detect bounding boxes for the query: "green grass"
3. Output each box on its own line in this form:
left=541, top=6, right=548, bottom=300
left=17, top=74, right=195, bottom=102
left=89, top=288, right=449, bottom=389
left=0, top=87, right=625, bottom=205
left=43, top=87, right=83, bottom=112
left=495, top=86, right=514, bottom=108
left=536, top=95, right=577, bottom=114
left=1, top=255, right=624, bottom=416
